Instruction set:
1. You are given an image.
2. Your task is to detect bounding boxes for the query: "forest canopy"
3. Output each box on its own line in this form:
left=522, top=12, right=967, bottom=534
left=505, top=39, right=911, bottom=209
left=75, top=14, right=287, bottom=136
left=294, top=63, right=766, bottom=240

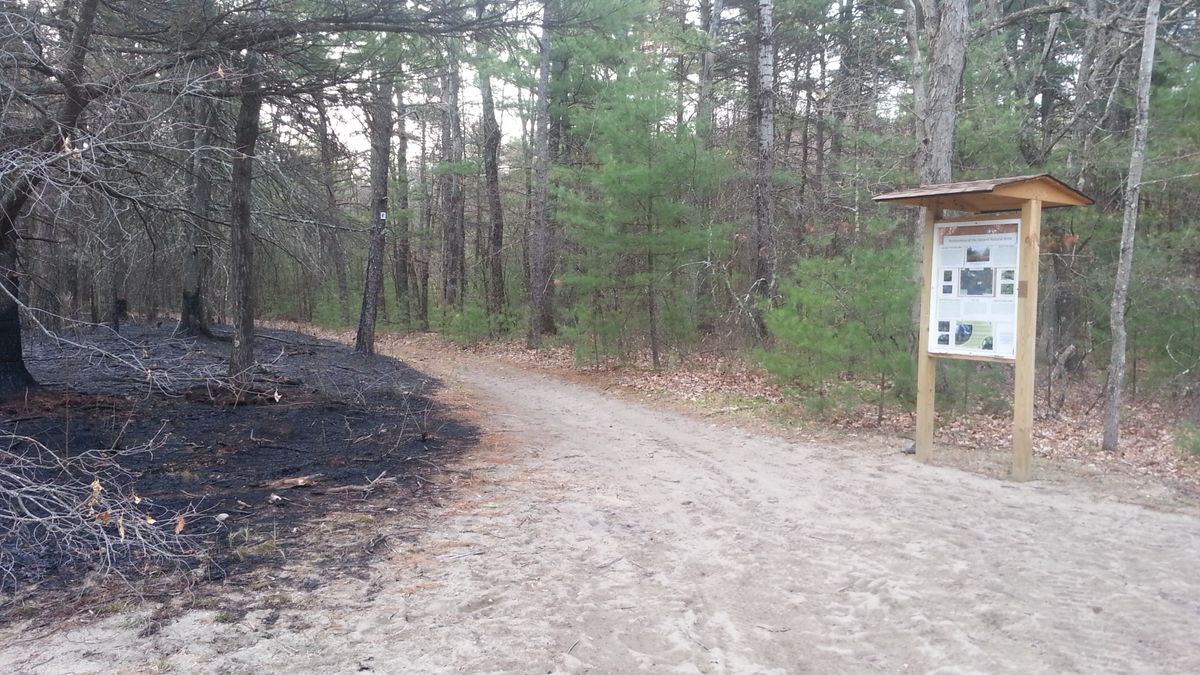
left=1, top=0, right=1198, bottom=443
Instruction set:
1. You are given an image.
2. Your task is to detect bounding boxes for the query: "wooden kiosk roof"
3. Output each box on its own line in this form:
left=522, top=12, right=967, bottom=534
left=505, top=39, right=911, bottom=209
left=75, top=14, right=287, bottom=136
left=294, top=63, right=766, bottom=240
left=873, top=174, right=1093, bottom=213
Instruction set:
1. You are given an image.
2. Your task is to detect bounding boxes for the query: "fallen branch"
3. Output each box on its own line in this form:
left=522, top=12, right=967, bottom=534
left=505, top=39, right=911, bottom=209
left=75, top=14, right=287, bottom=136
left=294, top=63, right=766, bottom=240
left=256, top=474, right=323, bottom=490
left=324, top=471, right=398, bottom=495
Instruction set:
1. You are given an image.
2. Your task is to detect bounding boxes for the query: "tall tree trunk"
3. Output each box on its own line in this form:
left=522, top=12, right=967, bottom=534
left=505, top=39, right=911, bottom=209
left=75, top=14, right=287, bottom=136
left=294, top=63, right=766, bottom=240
left=392, top=89, right=411, bottom=328
left=750, top=0, right=775, bottom=301
left=0, top=0, right=100, bottom=397
left=228, top=50, right=264, bottom=381
left=697, top=0, right=723, bottom=146
left=911, top=0, right=967, bottom=187
left=415, top=114, right=432, bottom=330
left=528, top=1, right=554, bottom=348
left=904, top=0, right=967, bottom=400
left=518, top=87, right=533, bottom=295
left=1102, top=0, right=1160, bottom=453
left=904, top=0, right=966, bottom=301
left=180, top=98, right=216, bottom=337
left=356, top=75, right=395, bottom=355
left=477, top=37, right=506, bottom=321
left=315, top=99, right=351, bottom=322
left=440, top=47, right=467, bottom=311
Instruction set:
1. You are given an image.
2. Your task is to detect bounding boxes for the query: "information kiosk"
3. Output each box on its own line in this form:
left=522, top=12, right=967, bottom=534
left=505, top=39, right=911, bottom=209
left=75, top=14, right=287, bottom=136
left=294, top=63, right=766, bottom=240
left=874, top=175, right=1092, bottom=480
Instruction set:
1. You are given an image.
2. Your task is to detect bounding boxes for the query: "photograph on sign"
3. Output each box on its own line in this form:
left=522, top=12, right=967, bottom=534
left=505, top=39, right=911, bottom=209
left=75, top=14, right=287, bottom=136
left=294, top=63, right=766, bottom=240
left=929, top=219, right=1020, bottom=359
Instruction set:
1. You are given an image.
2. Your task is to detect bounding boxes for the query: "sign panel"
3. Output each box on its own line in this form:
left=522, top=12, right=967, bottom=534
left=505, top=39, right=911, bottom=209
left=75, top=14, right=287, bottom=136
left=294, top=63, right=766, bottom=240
left=929, top=218, right=1020, bottom=360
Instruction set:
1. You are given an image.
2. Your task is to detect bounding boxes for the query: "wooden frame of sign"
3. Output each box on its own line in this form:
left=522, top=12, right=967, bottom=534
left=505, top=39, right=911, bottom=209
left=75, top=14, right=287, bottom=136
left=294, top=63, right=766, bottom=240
left=874, top=175, right=1092, bottom=480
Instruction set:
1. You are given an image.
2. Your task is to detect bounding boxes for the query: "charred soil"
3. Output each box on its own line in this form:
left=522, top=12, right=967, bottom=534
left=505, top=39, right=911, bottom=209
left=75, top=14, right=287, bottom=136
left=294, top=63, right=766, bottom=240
left=2, top=324, right=475, bottom=612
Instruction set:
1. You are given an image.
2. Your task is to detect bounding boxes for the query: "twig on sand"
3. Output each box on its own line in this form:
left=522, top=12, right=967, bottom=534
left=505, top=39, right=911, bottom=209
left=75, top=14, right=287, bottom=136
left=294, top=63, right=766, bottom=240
left=755, top=624, right=791, bottom=633
left=567, top=639, right=580, bottom=655
left=438, top=549, right=484, bottom=560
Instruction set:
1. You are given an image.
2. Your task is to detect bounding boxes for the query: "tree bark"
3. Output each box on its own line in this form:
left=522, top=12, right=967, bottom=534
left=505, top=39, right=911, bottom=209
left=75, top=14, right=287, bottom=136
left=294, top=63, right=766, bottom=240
left=228, top=50, right=264, bottom=381
left=750, top=0, right=775, bottom=301
left=440, top=46, right=466, bottom=311
left=912, top=0, right=967, bottom=187
left=414, top=113, right=432, bottom=331
left=1102, top=0, right=1160, bottom=453
left=527, top=1, right=554, bottom=348
left=315, top=98, right=351, bottom=321
left=477, top=41, right=506, bottom=321
left=697, top=0, right=725, bottom=148
left=180, top=98, right=216, bottom=337
left=355, top=75, right=394, bottom=356
left=392, top=89, right=412, bottom=328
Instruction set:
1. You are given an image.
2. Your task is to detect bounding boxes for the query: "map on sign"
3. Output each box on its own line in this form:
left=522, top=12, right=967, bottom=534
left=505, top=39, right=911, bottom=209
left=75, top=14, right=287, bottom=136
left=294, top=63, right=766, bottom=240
left=929, top=219, right=1020, bottom=360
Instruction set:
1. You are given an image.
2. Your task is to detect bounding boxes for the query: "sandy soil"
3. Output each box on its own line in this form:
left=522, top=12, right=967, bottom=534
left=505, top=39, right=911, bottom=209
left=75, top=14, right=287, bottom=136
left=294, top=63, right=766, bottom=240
left=3, top=346, right=1200, bottom=674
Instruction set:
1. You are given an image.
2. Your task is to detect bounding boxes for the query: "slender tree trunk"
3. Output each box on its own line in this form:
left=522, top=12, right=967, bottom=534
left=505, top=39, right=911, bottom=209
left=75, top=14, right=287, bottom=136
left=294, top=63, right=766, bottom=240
left=518, top=88, right=533, bottom=297
left=1102, top=0, right=1160, bottom=453
left=393, top=89, right=411, bottom=328
left=750, top=0, right=775, bottom=301
left=107, top=212, right=129, bottom=333
left=415, top=114, right=432, bottom=330
left=440, top=47, right=467, bottom=310
left=180, top=98, right=216, bottom=337
left=697, top=0, right=724, bottom=146
left=477, top=41, right=506, bottom=321
left=528, top=2, right=554, bottom=348
left=315, top=99, right=351, bottom=321
left=228, top=50, right=264, bottom=381
left=356, top=75, right=395, bottom=355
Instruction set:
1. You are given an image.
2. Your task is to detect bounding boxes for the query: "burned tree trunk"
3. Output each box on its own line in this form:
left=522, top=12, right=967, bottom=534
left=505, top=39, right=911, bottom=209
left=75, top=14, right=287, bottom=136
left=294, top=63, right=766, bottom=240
left=228, top=51, right=264, bottom=381
left=180, top=99, right=216, bottom=337
left=0, top=0, right=101, bottom=397
left=0, top=210, right=35, bottom=397
left=315, top=98, right=351, bottom=322
left=356, top=75, right=395, bottom=356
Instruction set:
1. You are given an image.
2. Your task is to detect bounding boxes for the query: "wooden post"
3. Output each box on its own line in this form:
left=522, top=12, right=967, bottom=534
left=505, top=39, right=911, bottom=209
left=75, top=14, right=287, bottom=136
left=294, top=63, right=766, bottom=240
left=914, top=206, right=939, bottom=461
left=1012, top=198, right=1042, bottom=480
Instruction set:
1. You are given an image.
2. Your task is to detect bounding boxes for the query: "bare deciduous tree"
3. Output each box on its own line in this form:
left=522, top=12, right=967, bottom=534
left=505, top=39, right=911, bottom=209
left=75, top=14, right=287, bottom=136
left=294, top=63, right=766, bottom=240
left=1103, top=0, right=1161, bottom=453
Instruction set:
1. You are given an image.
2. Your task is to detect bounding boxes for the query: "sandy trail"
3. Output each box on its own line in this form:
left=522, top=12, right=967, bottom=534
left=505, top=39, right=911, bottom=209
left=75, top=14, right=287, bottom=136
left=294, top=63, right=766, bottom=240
left=4, top=350, right=1200, bottom=674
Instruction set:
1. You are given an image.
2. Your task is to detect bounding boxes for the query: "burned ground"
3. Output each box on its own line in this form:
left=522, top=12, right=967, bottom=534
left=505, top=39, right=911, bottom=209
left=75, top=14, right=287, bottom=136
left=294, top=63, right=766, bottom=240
left=1, top=323, right=475, bottom=597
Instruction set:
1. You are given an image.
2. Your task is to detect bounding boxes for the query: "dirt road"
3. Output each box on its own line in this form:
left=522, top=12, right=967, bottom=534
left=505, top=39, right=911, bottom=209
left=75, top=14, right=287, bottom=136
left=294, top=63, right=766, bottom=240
left=5, top=349, right=1200, bottom=673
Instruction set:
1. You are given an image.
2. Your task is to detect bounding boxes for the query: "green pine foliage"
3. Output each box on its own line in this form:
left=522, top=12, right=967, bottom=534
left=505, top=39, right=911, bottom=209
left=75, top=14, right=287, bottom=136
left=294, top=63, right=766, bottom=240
left=554, top=5, right=732, bottom=366
left=760, top=245, right=916, bottom=413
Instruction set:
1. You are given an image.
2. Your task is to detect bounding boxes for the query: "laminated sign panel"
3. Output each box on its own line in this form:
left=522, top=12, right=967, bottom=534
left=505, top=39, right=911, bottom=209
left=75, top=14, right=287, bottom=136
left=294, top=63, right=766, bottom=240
left=928, top=218, right=1020, bottom=360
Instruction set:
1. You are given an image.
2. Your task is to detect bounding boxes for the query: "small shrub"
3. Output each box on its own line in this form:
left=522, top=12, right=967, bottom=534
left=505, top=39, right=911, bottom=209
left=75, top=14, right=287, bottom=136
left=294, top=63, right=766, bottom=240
left=760, top=245, right=917, bottom=411
left=445, top=304, right=491, bottom=345
left=1176, top=424, right=1200, bottom=456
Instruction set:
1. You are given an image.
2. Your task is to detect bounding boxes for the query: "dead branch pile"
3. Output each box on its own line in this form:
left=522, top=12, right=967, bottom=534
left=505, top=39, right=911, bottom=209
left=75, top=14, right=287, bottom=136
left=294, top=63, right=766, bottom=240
left=0, top=431, right=206, bottom=590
